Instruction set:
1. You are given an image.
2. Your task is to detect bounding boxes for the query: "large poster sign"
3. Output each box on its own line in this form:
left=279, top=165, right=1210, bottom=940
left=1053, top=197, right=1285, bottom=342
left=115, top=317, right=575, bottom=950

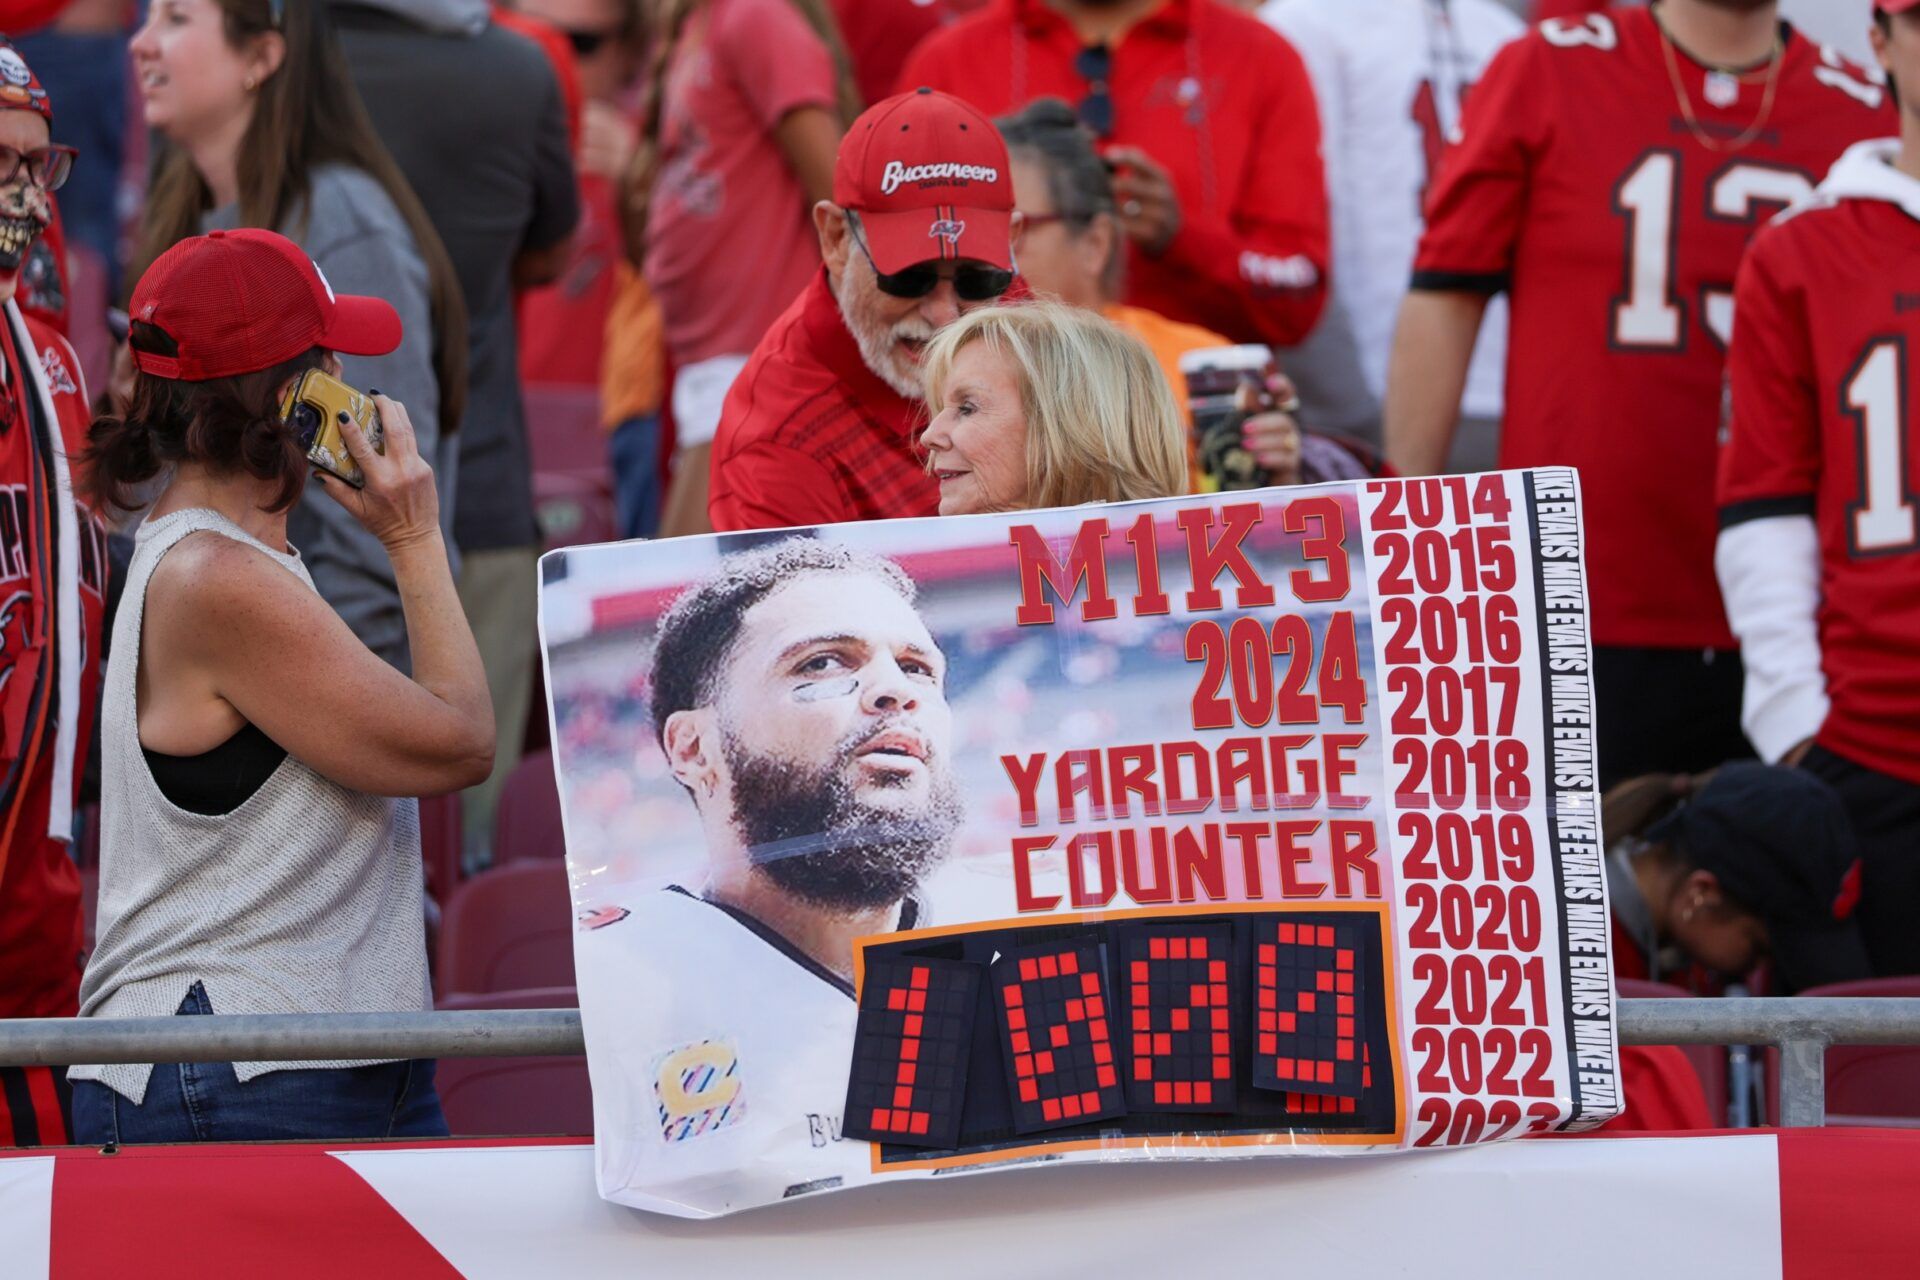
left=538, top=469, right=1621, bottom=1218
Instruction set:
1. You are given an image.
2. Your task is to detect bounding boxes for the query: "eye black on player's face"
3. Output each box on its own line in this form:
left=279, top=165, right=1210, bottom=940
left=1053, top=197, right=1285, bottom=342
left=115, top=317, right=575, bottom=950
left=716, top=572, right=953, bottom=815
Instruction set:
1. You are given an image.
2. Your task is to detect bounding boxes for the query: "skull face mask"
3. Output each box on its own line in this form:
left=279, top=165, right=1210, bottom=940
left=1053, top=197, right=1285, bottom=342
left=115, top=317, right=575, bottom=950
left=0, top=41, right=55, bottom=284
left=0, top=173, right=50, bottom=276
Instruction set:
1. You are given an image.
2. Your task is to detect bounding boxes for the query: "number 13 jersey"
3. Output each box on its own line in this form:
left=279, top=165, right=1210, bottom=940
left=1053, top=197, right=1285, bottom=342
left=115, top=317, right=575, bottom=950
left=1719, top=140, right=1920, bottom=785
left=1411, top=8, right=1891, bottom=649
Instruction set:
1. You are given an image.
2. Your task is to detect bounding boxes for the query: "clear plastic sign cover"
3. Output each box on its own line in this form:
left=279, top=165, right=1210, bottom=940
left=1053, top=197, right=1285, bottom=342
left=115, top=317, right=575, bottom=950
left=537, top=469, right=1621, bottom=1218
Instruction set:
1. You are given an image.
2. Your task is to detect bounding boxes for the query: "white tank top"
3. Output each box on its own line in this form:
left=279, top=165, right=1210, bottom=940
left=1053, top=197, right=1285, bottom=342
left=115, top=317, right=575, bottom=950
left=70, top=508, right=430, bottom=1104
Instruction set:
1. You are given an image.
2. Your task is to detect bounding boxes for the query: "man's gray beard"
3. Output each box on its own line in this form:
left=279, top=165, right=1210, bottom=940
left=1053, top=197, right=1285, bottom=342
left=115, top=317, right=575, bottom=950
left=724, top=729, right=963, bottom=913
left=836, top=269, right=930, bottom=400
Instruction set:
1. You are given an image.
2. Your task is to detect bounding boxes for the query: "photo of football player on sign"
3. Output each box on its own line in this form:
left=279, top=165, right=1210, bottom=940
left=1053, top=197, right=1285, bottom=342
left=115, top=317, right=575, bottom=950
left=566, top=536, right=966, bottom=1210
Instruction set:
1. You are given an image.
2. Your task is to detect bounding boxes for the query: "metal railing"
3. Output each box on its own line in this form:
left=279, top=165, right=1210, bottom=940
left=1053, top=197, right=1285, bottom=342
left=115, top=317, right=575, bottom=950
left=4, top=997, right=1919, bottom=1128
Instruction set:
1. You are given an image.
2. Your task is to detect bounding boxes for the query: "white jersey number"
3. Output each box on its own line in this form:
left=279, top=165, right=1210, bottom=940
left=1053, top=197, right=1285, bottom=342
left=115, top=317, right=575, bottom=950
left=1610, top=153, right=1815, bottom=351
left=1540, top=15, right=1617, bottom=51
left=1844, top=338, right=1918, bottom=556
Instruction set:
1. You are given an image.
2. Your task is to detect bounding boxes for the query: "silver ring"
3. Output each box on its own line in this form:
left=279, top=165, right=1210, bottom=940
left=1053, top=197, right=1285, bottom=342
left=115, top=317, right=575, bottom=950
left=1123, top=199, right=1143, bottom=218
left=1278, top=396, right=1302, bottom=415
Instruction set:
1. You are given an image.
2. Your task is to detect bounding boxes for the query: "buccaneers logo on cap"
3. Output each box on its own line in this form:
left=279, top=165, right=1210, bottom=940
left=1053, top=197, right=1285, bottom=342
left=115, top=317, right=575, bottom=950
left=927, top=219, right=965, bottom=245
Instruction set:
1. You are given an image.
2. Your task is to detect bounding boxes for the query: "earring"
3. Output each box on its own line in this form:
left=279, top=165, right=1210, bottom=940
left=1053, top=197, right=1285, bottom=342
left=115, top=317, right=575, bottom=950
left=244, top=75, right=257, bottom=91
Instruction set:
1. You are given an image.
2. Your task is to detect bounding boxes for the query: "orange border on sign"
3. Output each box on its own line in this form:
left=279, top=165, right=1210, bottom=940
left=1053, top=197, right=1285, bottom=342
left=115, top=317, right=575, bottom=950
left=850, top=899, right=1404, bottom=1174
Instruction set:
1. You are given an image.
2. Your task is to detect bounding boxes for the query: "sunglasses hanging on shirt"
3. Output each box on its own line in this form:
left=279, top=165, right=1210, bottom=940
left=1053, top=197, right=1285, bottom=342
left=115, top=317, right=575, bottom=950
left=1075, top=44, right=1114, bottom=139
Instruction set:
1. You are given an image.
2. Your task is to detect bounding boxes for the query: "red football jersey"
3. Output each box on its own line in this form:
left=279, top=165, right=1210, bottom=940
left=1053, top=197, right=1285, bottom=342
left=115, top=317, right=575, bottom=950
left=1414, top=8, right=1893, bottom=648
left=0, top=303, right=109, bottom=1022
left=1719, top=154, right=1920, bottom=786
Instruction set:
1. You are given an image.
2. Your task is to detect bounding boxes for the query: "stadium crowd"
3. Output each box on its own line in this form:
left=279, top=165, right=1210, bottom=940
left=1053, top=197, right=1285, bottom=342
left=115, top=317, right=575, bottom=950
left=0, top=0, right=1911, bottom=1145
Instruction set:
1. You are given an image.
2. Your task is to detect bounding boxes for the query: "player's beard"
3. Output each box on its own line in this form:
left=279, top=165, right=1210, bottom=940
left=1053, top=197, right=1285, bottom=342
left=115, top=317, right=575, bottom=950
left=724, top=725, right=962, bottom=913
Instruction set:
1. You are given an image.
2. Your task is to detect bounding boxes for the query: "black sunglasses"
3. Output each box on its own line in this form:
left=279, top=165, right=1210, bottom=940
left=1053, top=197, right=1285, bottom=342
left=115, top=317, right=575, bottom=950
left=564, top=27, right=621, bottom=57
left=0, top=144, right=75, bottom=193
left=1075, top=44, right=1113, bottom=139
left=849, top=217, right=1012, bottom=302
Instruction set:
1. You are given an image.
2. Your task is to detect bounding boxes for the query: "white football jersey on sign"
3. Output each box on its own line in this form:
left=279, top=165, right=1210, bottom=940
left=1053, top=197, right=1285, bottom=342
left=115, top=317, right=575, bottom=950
left=577, top=887, right=880, bottom=1217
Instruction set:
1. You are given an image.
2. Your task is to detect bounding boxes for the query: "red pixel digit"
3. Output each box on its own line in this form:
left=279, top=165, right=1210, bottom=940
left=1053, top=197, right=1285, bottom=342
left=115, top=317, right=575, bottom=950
left=1115, top=921, right=1237, bottom=1112
left=1252, top=918, right=1368, bottom=1099
left=992, top=940, right=1128, bottom=1134
left=844, top=955, right=982, bottom=1149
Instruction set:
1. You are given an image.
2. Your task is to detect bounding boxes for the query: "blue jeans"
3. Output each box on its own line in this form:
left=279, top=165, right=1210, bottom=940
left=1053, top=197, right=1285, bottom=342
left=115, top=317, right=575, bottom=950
left=608, top=413, right=662, bottom=540
left=70, top=983, right=449, bottom=1145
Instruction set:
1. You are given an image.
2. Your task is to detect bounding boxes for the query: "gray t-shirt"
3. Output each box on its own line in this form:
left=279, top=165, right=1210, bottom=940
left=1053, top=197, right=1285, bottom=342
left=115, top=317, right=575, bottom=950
left=335, top=1, right=580, bottom=553
left=203, top=162, right=456, bottom=670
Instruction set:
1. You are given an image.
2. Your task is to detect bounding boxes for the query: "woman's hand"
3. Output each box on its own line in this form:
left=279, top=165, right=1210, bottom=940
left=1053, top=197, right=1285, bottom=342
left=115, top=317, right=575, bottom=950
left=317, top=395, right=442, bottom=552
left=582, top=99, right=638, bottom=183
left=1238, top=371, right=1304, bottom=485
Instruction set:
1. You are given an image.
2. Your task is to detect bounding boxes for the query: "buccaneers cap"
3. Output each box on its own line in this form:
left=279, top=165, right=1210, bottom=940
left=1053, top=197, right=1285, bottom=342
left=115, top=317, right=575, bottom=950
left=834, top=88, right=1015, bottom=274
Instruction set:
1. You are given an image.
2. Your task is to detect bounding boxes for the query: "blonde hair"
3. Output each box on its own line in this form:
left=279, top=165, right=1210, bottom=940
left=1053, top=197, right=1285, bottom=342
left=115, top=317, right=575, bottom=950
left=921, top=302, right=1188, bottom=509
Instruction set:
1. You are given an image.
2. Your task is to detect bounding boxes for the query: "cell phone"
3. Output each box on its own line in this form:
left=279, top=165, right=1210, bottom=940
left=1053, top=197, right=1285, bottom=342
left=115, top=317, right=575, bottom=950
left=1178, top=344, right=1278, bottom=493
left=279, top=368, right=384, bottom=489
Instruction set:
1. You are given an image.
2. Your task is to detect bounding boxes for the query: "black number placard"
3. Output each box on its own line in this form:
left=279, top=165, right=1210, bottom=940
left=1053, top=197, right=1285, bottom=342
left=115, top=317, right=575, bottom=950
left=1252, top=919, right=1366, bottom=1098
left=1113, top=921, right=1236, bottom=1112
left=991, top=941, right=1127, bottom=1134
left=843, top=956, right=981, bottom=1149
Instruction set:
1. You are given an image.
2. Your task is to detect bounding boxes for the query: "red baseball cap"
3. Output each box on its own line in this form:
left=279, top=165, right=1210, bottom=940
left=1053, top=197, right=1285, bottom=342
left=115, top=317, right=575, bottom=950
left=128, top=228, right=401, bottom=381
left=834, top=87, right=1014, bottom=274
left=1881, top=0, right=1920, bottom=13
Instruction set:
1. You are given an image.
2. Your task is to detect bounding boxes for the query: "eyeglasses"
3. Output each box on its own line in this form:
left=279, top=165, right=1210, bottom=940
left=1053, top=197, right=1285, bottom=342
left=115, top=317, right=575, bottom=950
left=1017, top=212, right=1080, bottom=231
left=1075, top=44, right=1114, bottom=139
left=0, top=145, right=75, bottom=193
left=849, top=215, right=1013, bottom=302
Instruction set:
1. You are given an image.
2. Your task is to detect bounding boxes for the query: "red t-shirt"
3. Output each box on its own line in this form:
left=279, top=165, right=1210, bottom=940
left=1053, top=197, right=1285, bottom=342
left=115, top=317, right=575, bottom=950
left=898, top=0, right=1329, bottom=347
left=518, top=171, right=622, bottom=392
left=1593, top=1046, right=1716, bottom=1132
left=1412, top=9, right=1892, bottom=649
left=832, top=0, right=954, bottom=110
left=1718, top=182, right=1920, bottom=785
left=0, top=308, right=107, bottom=1021
left=645, top=0, right=839, bottom=367
left=708, top=270, right=938, bottom=530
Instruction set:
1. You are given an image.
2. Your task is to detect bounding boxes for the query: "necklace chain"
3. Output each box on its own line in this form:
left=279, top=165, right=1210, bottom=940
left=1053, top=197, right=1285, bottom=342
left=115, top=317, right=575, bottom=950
left=1652, top=7, right=1784, bottom=154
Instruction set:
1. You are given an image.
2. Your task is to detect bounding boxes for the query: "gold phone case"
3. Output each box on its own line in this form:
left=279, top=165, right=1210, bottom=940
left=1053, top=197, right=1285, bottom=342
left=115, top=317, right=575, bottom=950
left=278, top=369, right=384, bottom=489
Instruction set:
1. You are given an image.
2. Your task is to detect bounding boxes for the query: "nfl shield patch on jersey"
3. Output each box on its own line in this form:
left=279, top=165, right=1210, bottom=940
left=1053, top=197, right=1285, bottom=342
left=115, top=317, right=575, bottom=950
left=653, top=1038, right=746, bottom=1143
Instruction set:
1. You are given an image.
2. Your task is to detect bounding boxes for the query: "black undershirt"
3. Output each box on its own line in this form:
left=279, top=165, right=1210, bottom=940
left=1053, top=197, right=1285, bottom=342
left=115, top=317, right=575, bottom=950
left=144, top=722, right=288, bottom=816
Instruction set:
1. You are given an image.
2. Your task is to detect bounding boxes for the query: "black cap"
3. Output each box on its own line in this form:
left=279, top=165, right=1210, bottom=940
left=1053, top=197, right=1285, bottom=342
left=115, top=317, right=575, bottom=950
left=1645, top=763, right=1870, bottom=991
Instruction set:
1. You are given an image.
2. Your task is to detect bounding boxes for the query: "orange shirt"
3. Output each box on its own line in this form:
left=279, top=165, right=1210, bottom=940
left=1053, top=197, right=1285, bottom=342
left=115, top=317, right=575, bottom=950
left=1104, top=302, right=1227, bottom=491
left=600, top=262, right=665, bottom=430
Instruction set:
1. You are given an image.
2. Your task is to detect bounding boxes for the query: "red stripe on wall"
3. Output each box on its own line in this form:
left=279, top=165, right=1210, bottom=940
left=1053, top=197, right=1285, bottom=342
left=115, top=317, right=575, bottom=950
left=1778, top=1129, right=1920, bottom=1277
left=50, top=1144, right=463, bottom=1280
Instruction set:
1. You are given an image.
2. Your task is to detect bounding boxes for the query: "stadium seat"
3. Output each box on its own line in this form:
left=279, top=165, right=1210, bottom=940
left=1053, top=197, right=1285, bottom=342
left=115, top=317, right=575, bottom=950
left=434, top=986, right=591, bottom=1138
left=1618, top=978, right=1728, bottom=1125
left=494, top=749, right=565, bottom=864
left=418, top=792, right=463, bottom=903
left=1767, top=976, right=1920, bottom=1125
left=533, top=470, right=617, bottom=550
left=438, top=861, right=575, bottom=996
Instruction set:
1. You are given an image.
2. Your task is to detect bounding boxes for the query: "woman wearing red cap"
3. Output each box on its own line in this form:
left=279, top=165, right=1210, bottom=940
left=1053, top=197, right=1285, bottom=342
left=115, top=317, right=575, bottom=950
left=68, top=229, right=494, bottom=1145
left=129, top=0, right=466, bottom=672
